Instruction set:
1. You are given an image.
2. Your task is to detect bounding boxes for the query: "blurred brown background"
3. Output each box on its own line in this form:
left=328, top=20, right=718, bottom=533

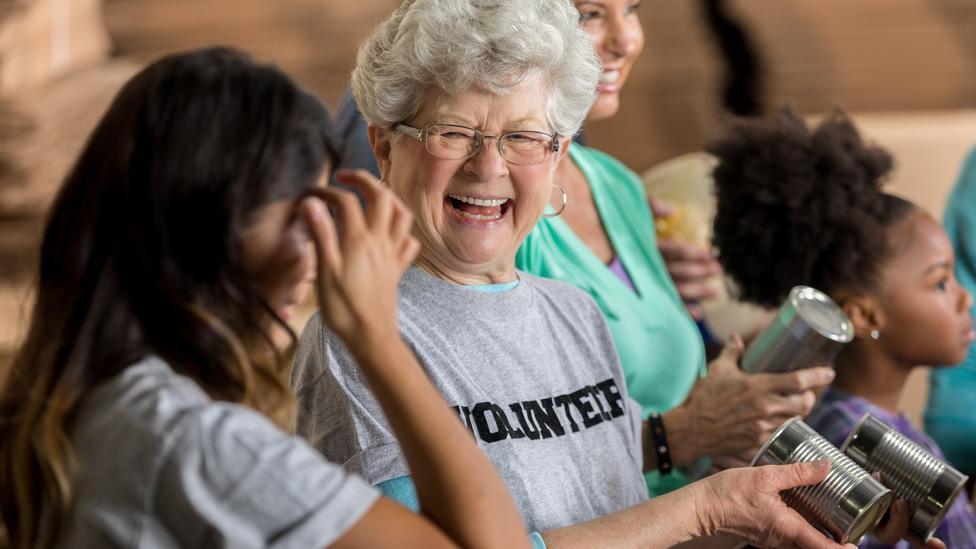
left=2, top=0, right=975, bottom=421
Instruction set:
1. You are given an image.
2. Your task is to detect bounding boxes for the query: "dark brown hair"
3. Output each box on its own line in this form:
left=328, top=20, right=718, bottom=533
left=0, top=47, right=337, bottom=548
left=710, top=108, right=914, bottom=308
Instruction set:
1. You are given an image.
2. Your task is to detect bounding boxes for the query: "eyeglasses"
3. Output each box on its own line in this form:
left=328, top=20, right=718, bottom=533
left=393, top=123, right=560, bottom=166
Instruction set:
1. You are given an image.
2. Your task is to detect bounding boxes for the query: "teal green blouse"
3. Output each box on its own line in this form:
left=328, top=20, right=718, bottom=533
left=516, top=144, right=706, bottom=496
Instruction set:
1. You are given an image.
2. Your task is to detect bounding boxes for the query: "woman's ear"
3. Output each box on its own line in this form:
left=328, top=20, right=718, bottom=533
left=840, top=293, right=886, bottom=340
left=556, top=137, right=572, bottom=164
left=367, top=124, right=392, bottom=179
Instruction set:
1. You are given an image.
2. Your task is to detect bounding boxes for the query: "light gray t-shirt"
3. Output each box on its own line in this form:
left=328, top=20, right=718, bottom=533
left=61, top=356, right=379, bottom=549
left=292, top=267, right=648, bottom=533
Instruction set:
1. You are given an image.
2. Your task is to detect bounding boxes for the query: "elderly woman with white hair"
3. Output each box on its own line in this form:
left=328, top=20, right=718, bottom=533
left=292, top=1, right=845, bottom=547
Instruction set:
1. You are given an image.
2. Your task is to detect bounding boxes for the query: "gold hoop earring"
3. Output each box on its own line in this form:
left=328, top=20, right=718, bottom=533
left=543, top=185, right=567, bottom=218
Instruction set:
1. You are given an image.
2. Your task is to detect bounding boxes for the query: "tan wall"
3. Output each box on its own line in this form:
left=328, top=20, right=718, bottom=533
left=0, top=0, right=111, bottom=94
left=0, top=0, right=118, bottom=368
left=2, top=0, right=975, bottom=419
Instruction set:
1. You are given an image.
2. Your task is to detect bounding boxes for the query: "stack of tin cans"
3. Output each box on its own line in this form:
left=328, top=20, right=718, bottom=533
left=753, top=415, right=969, bottom=543
left=842, top=413, right=970, bottom=542
left=752, top=417, right=892, bottom=543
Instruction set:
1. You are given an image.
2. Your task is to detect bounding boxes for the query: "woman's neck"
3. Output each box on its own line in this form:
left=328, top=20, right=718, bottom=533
left=414, top=254, right=518, bottom=286
left=832, top=341, right=912, bottom=414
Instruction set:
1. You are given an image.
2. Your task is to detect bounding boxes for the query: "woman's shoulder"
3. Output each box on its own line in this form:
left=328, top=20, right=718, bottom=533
left=572, top=143, right=629, bottom=171
left=74, top=356, right=210, bottom=435
left=73, top=356, right=292, bottom=454
left=68, top=356, right=377, bottom=548
left=572, top=145, right=648, bottom=204
left=520, top=271, right=607, bottom=321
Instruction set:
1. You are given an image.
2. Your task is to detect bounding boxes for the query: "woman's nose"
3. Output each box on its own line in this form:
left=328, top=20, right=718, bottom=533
left=605, top=15, right=641, bottom=59
left=463, top=138, right=509, bottom=181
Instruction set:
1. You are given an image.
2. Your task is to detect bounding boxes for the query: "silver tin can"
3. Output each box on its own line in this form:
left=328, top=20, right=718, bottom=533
left=841, top=413, right=970, bottom=541
left=752, top=417, right=893, bottom=543
left=742, top=285, right=854, bottom=374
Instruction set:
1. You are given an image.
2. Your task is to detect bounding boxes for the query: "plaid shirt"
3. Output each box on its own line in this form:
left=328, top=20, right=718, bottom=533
left=806, top=388, right=976, bottom=548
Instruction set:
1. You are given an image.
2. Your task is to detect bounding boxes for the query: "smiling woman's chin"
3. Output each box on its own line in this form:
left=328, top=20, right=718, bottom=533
left=588, top=93, right=620, bottom=122
left=444, top=235, right=517, bottom=270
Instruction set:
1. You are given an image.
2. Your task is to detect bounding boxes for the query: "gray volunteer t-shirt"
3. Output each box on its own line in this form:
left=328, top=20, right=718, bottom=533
left=292, top=267, right=648, bottom=533
left=61, top=356, right=379, bottom=549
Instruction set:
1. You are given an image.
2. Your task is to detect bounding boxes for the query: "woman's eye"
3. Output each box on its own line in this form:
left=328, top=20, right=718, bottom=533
left=578, top=9, right=601, bottom=23
left=936, top=278, right=949, bottom=291
left=625, top=2, right=641, bottom=15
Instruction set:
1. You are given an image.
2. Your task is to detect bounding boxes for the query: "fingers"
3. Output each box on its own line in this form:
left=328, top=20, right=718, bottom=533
left=398, top=236, right=421, bottom=270
left=334, top=168, right=382, bottom=195
left=334, top=169, right=393, bottom=232
left=771, top=460, right=830, bottom=491
left=667, top=256, right=722, bottom=281
left=675, top=280, right=721, bottom=302
left=390, top=198, right=413, bottom=242
left=756, top=390, right=818, bottom=419
left=718, top=334, right=746, bottom=362
left=306, top=187, right=369, bottom=252
left=778, top=511, right=843, bottom=549
left=658, top=238, right=709, bottom=259
left=303, top=197, right=342, bottom=276
left=754, top=367, right=835, bottom=395
left=648, top=195, right=676, bottom=218
left=656, top=238, right=721, bottom=304
left=705, top=335, right=745, bottom=376
left=873, top=500, right=910, bottom=544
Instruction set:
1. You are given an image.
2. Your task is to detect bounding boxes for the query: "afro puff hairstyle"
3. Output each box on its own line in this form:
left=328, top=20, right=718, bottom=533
left=709, top=109, right=915, bottom=309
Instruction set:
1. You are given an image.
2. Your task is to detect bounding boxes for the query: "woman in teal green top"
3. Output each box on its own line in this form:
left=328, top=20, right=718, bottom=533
left=516, top=0, right=835, bottom=497
left=518, top=145, right=703, bottom=417
left=926, top=145, right=976, bottom=478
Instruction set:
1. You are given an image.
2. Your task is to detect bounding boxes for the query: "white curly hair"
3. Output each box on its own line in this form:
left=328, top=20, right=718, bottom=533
left=350, top=0, right=601, bottom=138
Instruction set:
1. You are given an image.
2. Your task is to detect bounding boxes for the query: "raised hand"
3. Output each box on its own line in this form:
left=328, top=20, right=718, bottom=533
left=302, top=169, right=419, bottom=344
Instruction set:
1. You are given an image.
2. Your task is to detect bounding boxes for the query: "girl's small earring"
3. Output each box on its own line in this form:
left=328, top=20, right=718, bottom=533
left=869, top=329, right=880, bottom=340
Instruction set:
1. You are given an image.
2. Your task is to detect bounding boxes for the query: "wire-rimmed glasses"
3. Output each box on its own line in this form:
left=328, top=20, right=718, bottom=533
left=393, top=123, right=559, bottom=166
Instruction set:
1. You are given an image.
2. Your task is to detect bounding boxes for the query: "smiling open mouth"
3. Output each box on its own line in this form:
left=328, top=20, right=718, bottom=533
left=446, top=194, right=512, bottom=221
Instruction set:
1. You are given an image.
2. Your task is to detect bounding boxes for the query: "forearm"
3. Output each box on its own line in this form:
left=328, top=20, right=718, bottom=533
left=641, top=406, right=700, bottom=473
left=350, top=334, right=529, bottom=549
left=540, top=480, right=709, bottom=548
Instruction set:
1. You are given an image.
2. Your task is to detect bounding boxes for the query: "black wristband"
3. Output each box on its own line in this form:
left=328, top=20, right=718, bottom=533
left=648, top=412, right=673, bottom=475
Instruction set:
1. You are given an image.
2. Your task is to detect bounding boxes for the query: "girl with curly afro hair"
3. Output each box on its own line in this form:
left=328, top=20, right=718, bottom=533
left=710, top=109, right=976, bottom=547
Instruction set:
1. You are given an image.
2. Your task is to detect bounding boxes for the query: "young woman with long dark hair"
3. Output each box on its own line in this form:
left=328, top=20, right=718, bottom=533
left=0, top=47, right=528, bottom=549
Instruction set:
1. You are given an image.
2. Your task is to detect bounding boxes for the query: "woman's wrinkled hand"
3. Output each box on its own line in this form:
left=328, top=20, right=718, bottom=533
left=668, top=335, right=835, bottom=466
left=302, top=169, right=419, bottom=344
left=700, top=460, right=853, bottom=548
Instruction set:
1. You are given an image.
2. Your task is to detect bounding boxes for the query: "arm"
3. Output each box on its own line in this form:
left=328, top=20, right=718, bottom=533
left=378, top=476, right=548, bottom=548
left=541, top=461, right=852, bottom=548
left=304, top=170, right=529, bottom=549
